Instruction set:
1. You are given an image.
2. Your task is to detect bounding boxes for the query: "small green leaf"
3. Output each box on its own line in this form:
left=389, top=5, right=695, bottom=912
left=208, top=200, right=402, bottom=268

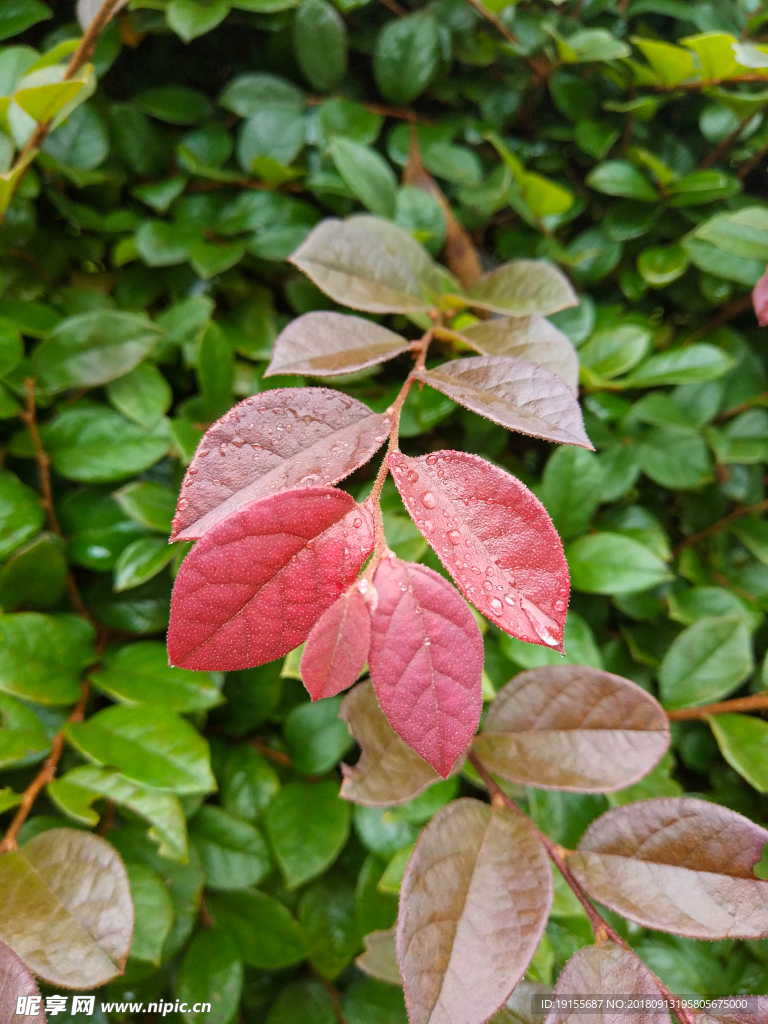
left=0, top=469, right=45, bottom=561
left=94, top=641, right=223, bottom=713
left=587, top=161, right=658, bottom=202
left=659, top=616, right=753, bottom=708
left=112, top=480, right=176, bottom=533
left=207, top=889, right=306, bottom=968
left=566, top=533, right=672, bottom=595
left=709, top=713, right=768, bottom=792
left=167, top=0, right=230, bottom=42
left=0, top=533, right=66, bottom=610
left=106, top=363, right=172, bottom=428
left=113, top=535, right=174, bottom=591
left=265, top=778, right=350, bottom=889
left=329, top=138, right=397, bottom=219
left=126, top=861, right=175, bottom=965
left=374, top=11, right=440, bottom=106
left=284, top=697, right=354, bottom=775
left=178, top=928, right=243, bottom=1024
left=0, top=692, right=49, bottom=769
left=0, top=613, right=95, bottom=705
left=622, top=345, right=733, bottom=387
left=637, top=245, right=689, bottom=287
left=293, top=0, right=347, bottom=92
left=190, top=805, right=271, bottom=891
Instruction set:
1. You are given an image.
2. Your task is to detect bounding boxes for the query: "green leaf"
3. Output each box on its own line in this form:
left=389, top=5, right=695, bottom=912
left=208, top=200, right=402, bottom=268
left=708, top=410, right=768, bottom=465
left=42, top=405, right=171, bottom=483
left=113, top=535, right=174, bottom=591
left=126, top=861, right=175, bottom=964
left=294, top=0, right=347, bottom=92
left=220, top=744, right=280, bottom=821
left=265, top=979, right=337, bottom=1024
left=299, top=873, right=360, bottom=978
left=521, top=174, right=574, bottom=219
left=709, top=713, right=768, bottom=792
left=579, top=324, right=651, bottom=381
left=134, top=86, right=211, bottom=125
left=113, top=480, right=176, bottom=533
left=342, top=977, right=407, bottom=1024
left=669, top=586, right=758, bottom=630
left=637, top=245, right=689, bottom=287
left=190, top=805, right=271, bottom=890
left=659, top=615, right=754, bottom=708
left=94, top=641, right=223, bottom=712
left=631, top=36, right=696, bottom=86
left=207, top=889, right=307, bottom=968
left=197, top=322, right=235, bottom=420
left=0, top=469, right=44, bottom=560
left=219, top=73, right=304, bottom=118
left=66, top=704, right=216, bottom=794
left=622, top=345, right=733, bottom=387
left=586, top=161, right=658, bottom=202
left=681, top=32, right=740, bottom=83
left=636, top=426, right=713, bottom=490
left=666, top=169, right=739, bottom=207
left=694, top=207, right=768, bottom=260
left=167, top=0, right=230, bottom=42
left=0, top=1, right=51, bottom=41
left=106, top=362, right=172, bottom=428
left=0, top=322, right=23, bottom=378
left=265, top=778, right=350, bottom=889
left=178, top=928, right=243, bottom=1024
left=539, top=446, right=603, bottom=540
left=733, top=519, right=768, bottom=566
left=14, top=66, right=90, bottom=125
left=0, top=612, right=95, bottom=704
left=49, top=764, right=188, bottom=860
left=374, top=11, right=440, bottom=105
left=566, top=533, right=672, bottom=595
left=237, top=108, right=305, bottom=172
left=329, top=138, right=397, bottom=219
left=0, top=829, right=133, bottom=988
left=0, top=692, right=49, bottom=769
left=0, top=533, right=67, bottom=610
left=557, top=29, right=630, bottom=63
left=284, top=696, right=354, bottom=774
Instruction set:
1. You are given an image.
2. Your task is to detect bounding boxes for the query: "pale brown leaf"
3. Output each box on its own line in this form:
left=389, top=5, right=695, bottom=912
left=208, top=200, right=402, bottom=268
left=543, top=942, right=672, bottom=1024
left=0, top=829, right=134, bottom=988
left=467, top=262, right=579, bottom=317
left=356, top=928, right=402, bottom=986
left=398, top=798, right=552, bottom=1024
left=415, top=356, right=593, bottom=449
left=567, top=798, right=768, bottom=939
left=459, top=317, right=579, bottom=394
left=0, top=938, right=46, bottom=1023
left=171, top=387, right=389, bottom=541
left=289, top=216, right=459, bottom=314
left=339, top=680, right=446, bottom=806
left=265, top=312, right=411, bottom=378
left=493, top=981, right=552, bottom=1024
left=473, top=665, right=670, bottom=792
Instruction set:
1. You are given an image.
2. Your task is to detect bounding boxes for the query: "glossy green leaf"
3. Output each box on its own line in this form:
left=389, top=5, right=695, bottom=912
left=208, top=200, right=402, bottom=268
left=329, top=138, right=397, bottom=219
left=374, top=11, right=440, bottom=105
left=659, top=616, right=753, bottom=709
left=0, top=532, right=67, bottom=610
left=207, top=889, right=306, bottom=968
left=126, top=861, right=175, bottom=964
left=0, top=612, right=95, bottom=704
left=0, top=692, right=49, bottom=769
left=178, top=927, right=243, bottom=1024
left=709, top=713, right=768, bottom=792
left=587, top=161, right=658, bottom=202
left=265, top=778, right=350, bottom=889
left=94, top=641, right=222, bottom=712
left=567, top=533, right=671, bottom=595
left=0, top=469, right=44, bottom=561
left=284, top=696, right=354, bottom=774
left=294, top=0, right=346, bottom=91
left=106, top=362, right=172, bottom=428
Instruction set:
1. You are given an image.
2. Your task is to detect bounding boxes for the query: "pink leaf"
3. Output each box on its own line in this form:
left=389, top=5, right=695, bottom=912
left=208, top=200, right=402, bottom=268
left=171, top=387, right=389, bottom=541
left=300, top=589, right=371, bottom=701
left=368, top=556, right=483, bottom=778
left=389, top=449, right=569, bottom=652
left=753, top=266, right=768, bottom=326
left=167, top=487, right=374, bottom=671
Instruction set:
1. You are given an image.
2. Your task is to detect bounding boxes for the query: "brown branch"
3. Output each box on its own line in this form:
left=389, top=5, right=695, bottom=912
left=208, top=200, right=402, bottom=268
left=699, top=114, right=755, bottom=169
left=0, top=0, right=125, bottom=221
left=739, top=135, right=768, bottom=179
left=0, top=682, right=91, bottom=854
left=248, top=739, right=293, bottom=768
left=715, top=390, right=768, bottom=423
left=97, top=799, right=117, bottom=837
left=467, top=751, right=699, bottom=1024
left=464, top=0, right=519, bottom=46
left=673, top=497, right=768, bottom=556
left=683, top=293, right=754, bottom=345
left=667, top=692, right=768, bottom=720
left=20, top=379, right=91, bottom=621
left=377, top=0, right=406, bottom=15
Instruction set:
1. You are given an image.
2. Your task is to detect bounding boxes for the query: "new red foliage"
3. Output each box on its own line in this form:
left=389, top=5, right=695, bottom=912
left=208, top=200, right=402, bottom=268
left=367, top=556, right=483, bottom=778
left=167, top=487, right=373, bottom=670
left=300, top=588, right=372, bottom=701
left=389, top=449, right=569, bottom=651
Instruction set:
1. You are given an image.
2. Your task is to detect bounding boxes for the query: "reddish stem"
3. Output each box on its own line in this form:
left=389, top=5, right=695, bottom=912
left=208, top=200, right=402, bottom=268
left=666, top=692, right=768, bottom=720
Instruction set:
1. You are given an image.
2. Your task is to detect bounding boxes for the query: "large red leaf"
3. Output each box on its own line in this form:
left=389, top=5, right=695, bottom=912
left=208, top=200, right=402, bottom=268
left=389, top=449, right=569, bottom=652
left=171, top=387, right=389, bottom=541
left=300, top=588, right=371, bottom=701
left=167, top=487, right=374, bottom=671
left=398, top=798, right=552, bottom=1024
left=368, top=557, right=482, bottom=778
left=474, top=665, right=670, bottom=792
left=544, top=942, right=672, bottom=1024
left=567, top=797, right=768, bottom=939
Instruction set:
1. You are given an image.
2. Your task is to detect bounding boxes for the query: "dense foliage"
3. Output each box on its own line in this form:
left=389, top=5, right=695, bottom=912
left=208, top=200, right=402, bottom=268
left=2, top=0, right=768, bottom=1021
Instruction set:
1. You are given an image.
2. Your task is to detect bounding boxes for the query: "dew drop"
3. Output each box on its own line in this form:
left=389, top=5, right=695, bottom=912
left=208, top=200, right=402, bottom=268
left=424, top=519, right=433, bottom=531
left=423, top=637, right=431, bottom=646
left=426, top=455, right=438, bottom=465
left=471, top=566, right=481, bottom=574
left=504, top=594, right=516, bottom=607
left=554, top=599, right=565, bottom=612
left=198, top=450, right=209, bottom=458
left=483, top=581, right=493, bottom=591
left=437, top=469, right=444, bottom=478
left=353, top=518, right=362, bottom=528
left=407, top=470, right=419, bottom=484
left=485, top=566, right=494, bottom=577
left=488, top=597, right=503, bottom=614
left=232, top=436, right=245, bottom=447
left=307, top=539, right=315, bottom=548
left=188, top=468, right=198, bottom=476
left=421, top=491, right=436, bottom=509
left=447, top=530, right=461, bottom=545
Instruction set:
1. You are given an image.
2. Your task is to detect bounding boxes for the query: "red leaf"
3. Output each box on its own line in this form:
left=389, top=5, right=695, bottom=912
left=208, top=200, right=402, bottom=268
left=389, top=449, right=569, bottom=652
left=167, top=487, right=374, bottom=671
left=753, top=266, right=768, bottom=326
left=300, top=589, right=371, bottom=701
left=171, top=387, right=389, bottom=541
left=368, top=556, right=483, bottom=778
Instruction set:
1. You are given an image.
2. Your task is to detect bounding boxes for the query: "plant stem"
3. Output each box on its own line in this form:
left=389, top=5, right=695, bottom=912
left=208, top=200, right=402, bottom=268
left=467, top=750, right=699, bottom=1024
left=683, top=293, right=754, bottom=345
left=0, top=681, right=91, bottom=854
left=699, top=114, right=755, bottom=169
left=0, top=0, right=125, bottom=223
left=464, top=0, right=519, bottom=46
left=666, top=692, right=768, bottom=720
left=673, top=496, right=768, bottom=556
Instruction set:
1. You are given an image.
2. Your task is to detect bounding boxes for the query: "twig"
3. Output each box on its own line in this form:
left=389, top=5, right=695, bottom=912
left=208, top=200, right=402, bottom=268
left=667, top=692, right=768, bottom=720
left=464, top=0, right=519, bottom=46
left=20, top=379, right=91, bottom=621
left=715, top=390, right=768, bottom=422
left=199, top=898, right=215, bottom=930
left=699, top=114, right=755, bottom=169
left=0, top=682, right=91, bottom=854
left=249, top=739, right=292, bottom=767
left=739, top=135, right=768, bottom=179
left=0, top=0, right=125, bottom=221
left=377, top=0, right=406, bottom=15
left=673, top=497, right=768, bottom=556
left=97, top=799, right=117, bottom=837
left=467, top=751, right=699, bottom=1024
left=683, top=293, right=754, bottom=345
